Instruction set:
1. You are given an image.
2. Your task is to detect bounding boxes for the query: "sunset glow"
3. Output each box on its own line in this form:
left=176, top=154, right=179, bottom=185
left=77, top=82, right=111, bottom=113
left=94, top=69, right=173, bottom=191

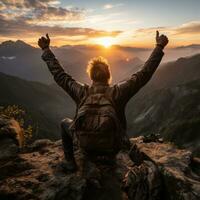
left=95, top=37, right=115, bottom=48
left=0, top=0, right=199, bottom=47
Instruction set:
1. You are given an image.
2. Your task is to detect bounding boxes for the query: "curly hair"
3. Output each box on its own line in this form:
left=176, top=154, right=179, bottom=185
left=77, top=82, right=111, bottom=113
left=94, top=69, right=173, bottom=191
left=87, top=56, right=112, bottom=84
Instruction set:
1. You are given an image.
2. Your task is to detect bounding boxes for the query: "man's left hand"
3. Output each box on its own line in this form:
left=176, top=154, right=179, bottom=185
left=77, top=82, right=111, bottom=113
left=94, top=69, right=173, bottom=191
left=38, top=33, right=50, bottom=50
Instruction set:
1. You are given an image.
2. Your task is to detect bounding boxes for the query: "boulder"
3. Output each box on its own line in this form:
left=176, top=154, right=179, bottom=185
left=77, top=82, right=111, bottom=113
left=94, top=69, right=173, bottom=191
left=0, top=116, right=24, bottom=161
left=0, top=131, right=199, bottom=200
left=0, top=116, right=24, bottom=148
left=129, top=137, right=200, bottom=200
left=0, top=138, right=18, bottom=161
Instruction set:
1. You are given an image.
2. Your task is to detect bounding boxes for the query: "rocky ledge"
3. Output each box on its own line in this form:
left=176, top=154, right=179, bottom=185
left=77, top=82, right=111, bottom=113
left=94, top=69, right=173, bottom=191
left=0, top=117, right=199, bottom=200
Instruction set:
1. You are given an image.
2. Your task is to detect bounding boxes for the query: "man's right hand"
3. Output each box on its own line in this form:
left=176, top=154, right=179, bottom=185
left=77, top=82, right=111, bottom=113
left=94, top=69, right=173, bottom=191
left=156, top=31, right=168, bottom=48
left=38, top=33, right=50, bottom=50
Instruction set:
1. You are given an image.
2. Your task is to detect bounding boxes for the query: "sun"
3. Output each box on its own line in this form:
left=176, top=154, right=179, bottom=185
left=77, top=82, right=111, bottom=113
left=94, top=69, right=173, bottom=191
left=95, top=37, right=115, bottom=48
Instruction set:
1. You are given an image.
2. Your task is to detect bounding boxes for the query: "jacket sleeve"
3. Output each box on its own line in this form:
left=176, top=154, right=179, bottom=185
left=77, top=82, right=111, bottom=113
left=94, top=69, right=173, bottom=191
left=115, top=46, right=164, bottom=104
left=42, top=48, right=86, bottom=104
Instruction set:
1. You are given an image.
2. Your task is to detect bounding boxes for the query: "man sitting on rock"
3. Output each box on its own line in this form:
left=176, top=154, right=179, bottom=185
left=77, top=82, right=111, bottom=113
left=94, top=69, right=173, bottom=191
left=38, top=31, right=168, bottom=172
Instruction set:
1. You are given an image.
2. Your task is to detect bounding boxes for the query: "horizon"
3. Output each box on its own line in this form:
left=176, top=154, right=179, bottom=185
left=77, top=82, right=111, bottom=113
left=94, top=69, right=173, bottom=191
left=0, top=0, right=200, bottom=48
left=1, top=39, right=200, bottom=50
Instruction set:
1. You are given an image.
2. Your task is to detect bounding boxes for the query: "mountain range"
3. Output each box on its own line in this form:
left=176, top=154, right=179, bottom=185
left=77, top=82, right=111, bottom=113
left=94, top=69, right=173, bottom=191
left=0, top=40, right=200, bottom=155
left=0, top=40, right=144, bottom=84
left=125, top=54, right=200, bottom=155
left=126, top=78, right=200, bottom=156
left=1, top=40, right=200, bottom=84
left=0, top=72, right=75, bottom=139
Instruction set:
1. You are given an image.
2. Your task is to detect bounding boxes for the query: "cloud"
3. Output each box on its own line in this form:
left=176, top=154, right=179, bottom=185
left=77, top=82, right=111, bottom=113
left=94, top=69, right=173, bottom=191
left=130, top=21, right=200, bottom=47
left=103, top=4, right=114, bottom=9
left=103, top=3, right=123, bottom=10
left=0, top=0, right=122, bottom=43
left=1, top=0, right=58, bottom=8
left=0, top=0, right=84, bottom=23
left=135, top=27, right=169, bottom=35
left=0, top=14, right=122, bottom=38
left=134, top=21, right=200, bottom=36
left=174, top=21, right=200, bottom=35
left=47, top=1, right=61, bottom=6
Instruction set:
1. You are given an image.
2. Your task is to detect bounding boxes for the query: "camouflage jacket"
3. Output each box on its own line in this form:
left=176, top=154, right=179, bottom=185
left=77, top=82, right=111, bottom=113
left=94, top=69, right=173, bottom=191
left=42, top=46, right=164, bottom=131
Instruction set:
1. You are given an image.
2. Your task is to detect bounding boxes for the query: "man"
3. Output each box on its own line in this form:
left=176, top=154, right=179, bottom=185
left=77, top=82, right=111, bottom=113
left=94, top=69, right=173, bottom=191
left=38, top=31, right=168, bottom=172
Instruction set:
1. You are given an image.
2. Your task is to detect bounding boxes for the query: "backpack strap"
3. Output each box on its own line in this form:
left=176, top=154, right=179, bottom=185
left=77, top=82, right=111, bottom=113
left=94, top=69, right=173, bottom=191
left=77, top=86, right=90, bottom=109
left=77, top=84, right=117, bottom=116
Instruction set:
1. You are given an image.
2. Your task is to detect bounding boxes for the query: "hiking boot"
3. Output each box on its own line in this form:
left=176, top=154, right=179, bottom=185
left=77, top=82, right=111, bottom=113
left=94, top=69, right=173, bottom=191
left=87, top=178, right=102, bottom=189
left=60, top=158, right=77, bottom=173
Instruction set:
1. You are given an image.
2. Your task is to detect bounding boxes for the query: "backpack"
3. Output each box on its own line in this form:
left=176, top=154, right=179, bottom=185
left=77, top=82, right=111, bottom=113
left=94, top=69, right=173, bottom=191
left=72, top=85, right=123, bottom=154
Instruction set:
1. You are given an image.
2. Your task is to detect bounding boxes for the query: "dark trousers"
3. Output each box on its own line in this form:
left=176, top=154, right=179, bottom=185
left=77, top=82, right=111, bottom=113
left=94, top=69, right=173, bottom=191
left=60, top=118, right=74, bottom=160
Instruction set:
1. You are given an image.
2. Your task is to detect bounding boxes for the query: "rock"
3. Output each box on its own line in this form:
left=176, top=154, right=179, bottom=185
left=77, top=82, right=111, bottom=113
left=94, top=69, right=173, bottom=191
left=0, top=116, right=24, bottom=147
left=0, top=116, right=25, bottom=161
left=0, top=137, right=131, bottom=200
left=26, top=139, right=54, bottom=153
left=0, top=138, right=18, bottom=160
left=0, top=132, right=199, bottom=199
left=130, top=138, right=200, bottom=200
left=123, top=160, right=161, bottom=200
left=0, top=117, right=27, bottom=182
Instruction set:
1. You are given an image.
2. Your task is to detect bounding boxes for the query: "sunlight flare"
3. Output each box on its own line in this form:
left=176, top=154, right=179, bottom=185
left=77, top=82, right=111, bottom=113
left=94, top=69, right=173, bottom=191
left=95, top=37, right=116, bottom=48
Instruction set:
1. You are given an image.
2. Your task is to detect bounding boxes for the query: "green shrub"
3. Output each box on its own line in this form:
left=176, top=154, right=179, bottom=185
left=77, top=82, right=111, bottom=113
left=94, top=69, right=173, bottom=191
left=0, top=105, right=36, bottom=144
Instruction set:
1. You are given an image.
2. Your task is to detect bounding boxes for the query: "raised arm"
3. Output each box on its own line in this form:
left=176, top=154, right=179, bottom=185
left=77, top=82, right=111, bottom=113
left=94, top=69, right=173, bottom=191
left=115, top=31, right=168, bottom=104
left=38, top=34, right=86, bottom=104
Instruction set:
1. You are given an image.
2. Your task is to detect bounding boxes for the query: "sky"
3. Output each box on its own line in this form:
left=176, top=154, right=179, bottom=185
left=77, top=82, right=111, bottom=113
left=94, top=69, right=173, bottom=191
left=0, top=0, right=199, bottom=47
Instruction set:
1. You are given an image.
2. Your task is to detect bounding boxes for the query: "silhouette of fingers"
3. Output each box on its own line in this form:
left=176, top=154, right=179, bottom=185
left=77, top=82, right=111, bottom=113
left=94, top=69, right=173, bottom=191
left=38, top=38, right=43, bottom=47
left=156, top=31, right=159, bottom=39
left=46, top=33, right=50, bottom=40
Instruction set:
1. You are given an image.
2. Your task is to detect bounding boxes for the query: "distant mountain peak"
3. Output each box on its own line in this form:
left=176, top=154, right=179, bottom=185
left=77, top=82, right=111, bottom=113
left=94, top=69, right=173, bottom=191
left=0, top=40, right=34, bottom=49
left=175, top=44, right=200, bottom=50
left=1, top=40, right=16, bottom=46
left=16, top=39, right=29, bottom=45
